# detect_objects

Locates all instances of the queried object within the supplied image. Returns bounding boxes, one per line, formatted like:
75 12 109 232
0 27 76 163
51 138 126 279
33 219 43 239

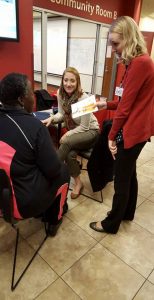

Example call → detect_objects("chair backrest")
56 183 69 220
0 141 22 220
0 169 15 223
34 89 58 111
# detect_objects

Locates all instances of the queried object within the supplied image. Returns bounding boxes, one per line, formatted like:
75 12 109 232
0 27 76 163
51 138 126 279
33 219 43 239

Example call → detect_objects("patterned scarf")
60 91 79 130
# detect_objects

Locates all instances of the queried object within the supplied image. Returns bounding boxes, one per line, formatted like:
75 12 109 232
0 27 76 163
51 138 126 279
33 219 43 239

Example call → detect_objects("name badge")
115 87 124 97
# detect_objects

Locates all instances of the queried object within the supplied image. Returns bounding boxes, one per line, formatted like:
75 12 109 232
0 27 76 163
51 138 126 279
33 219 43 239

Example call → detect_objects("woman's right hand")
108 140 117 160
42 116 54 127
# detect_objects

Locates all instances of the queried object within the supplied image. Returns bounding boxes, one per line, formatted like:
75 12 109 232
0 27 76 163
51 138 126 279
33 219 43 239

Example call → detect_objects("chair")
0 168 48 291
0 141 68 291
33 91 60 148
77 145 103 203
77 118 114 203
76 109 106 203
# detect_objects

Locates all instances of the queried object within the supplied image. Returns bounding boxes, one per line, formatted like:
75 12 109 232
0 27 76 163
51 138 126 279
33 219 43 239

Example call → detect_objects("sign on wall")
33 0 124 24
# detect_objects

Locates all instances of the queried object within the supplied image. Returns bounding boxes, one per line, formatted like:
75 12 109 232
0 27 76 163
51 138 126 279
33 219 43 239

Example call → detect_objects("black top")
0 108 64 217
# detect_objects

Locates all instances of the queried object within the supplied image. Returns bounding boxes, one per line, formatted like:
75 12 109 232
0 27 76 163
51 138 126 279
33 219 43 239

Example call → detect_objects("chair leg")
80 191 103 203
11 224 48 291
69 186 103 203
100 190 103 203
77 157 104 203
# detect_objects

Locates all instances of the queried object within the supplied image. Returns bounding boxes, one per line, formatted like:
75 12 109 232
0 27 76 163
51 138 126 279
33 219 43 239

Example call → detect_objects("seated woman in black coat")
0 73 70 236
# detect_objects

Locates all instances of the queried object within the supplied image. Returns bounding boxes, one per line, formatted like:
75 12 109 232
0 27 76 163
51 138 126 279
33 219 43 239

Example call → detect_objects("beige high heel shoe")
71 184 84 199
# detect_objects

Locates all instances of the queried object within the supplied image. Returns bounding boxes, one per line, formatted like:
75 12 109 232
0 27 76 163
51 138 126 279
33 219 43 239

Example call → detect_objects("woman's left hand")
108 140 117 160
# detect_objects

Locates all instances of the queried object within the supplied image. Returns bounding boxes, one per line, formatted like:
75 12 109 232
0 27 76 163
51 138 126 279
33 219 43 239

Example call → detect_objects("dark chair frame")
77 149 103 203
0 169 48 291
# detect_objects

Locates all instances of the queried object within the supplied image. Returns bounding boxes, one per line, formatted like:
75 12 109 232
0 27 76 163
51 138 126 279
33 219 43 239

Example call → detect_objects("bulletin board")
67 38 96 75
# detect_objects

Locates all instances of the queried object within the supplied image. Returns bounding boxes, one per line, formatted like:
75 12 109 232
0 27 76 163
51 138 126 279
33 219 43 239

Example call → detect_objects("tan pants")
57 129 99 177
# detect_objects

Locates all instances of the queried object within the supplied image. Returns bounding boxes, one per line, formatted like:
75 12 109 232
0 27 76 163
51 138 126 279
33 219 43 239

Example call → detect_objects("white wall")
139 0 154 60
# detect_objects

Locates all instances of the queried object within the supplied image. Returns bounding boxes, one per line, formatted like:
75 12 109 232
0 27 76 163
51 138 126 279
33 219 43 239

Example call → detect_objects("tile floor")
0 138 154 299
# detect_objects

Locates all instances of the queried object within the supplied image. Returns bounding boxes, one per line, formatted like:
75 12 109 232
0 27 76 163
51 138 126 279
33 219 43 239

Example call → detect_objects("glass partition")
33 8 114 97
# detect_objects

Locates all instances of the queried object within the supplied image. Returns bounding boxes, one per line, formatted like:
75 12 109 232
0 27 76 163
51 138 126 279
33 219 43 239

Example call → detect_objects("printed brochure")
71 95 98 118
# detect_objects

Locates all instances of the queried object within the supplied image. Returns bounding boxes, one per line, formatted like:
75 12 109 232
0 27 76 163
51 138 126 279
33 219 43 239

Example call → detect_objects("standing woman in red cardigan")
90 16 154 234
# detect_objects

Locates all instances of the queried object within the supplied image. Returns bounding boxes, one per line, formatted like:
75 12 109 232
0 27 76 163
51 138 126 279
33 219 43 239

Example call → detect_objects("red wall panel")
0 0 33 82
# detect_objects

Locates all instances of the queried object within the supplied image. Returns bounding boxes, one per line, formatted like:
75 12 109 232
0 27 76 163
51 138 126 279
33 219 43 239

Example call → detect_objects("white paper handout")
71 95 98 119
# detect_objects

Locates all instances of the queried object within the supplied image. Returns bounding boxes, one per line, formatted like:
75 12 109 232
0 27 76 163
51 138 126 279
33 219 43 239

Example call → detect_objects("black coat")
0 108 67 218
87 120 114 192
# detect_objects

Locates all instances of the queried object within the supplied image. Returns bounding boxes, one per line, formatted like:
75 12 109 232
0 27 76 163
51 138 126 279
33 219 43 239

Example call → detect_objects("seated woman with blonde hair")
43 67 99 199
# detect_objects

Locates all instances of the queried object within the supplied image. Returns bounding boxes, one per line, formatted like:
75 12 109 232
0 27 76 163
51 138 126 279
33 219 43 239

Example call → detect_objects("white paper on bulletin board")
67 38 96 75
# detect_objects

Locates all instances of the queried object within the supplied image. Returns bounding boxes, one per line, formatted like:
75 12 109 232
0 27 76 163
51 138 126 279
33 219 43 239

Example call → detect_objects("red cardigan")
108 54 154 148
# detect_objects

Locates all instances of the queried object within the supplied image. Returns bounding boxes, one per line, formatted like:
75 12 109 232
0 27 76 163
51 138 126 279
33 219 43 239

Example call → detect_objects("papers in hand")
71 95 98 119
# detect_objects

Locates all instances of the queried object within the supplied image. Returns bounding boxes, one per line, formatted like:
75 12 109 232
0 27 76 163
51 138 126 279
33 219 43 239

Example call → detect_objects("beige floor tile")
80 171 105 202
37 278 81 300
137 156 152 167
17 218 43 238
28 217 96 275
0 219 16 253
136 195 147 207
66 198 109 241
138 174 154 198
135 200 154 234
144 138 154 152
148 193 154 202
100 222 154 278
148 270 154 284
0 218 47 254
0 239 57 299
138 158 154 181
137 146 154 167
134 280 154 300
62 243 144 300
67 190 87 211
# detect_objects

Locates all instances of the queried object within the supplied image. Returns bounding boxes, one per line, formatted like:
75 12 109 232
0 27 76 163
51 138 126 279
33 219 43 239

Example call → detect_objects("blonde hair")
110 16 147 63
59 67 83 98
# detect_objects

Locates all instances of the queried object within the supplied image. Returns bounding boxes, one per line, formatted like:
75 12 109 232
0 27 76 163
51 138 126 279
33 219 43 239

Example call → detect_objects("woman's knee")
67 150 77 160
